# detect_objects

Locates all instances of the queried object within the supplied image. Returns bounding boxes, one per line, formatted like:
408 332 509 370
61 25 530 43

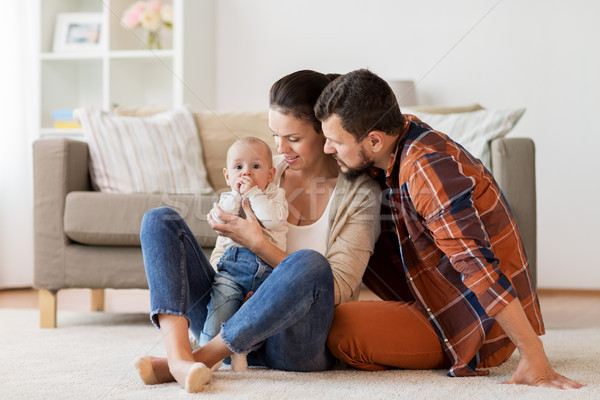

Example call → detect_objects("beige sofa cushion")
64 192 219 247
403 107 526 167
113 107 273 192
78 106 213 194
194 110 273 191
108 105 488 192
408 104 484 114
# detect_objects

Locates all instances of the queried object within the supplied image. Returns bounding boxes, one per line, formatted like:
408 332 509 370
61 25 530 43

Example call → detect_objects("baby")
201 137 288 372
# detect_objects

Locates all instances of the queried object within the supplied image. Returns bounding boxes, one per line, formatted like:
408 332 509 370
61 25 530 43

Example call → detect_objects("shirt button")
444 338 449 343
409 277 413 281
426 308 431 312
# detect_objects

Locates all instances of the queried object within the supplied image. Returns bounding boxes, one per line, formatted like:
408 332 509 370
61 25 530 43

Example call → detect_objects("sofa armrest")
33 138 91 290
489 137 537 285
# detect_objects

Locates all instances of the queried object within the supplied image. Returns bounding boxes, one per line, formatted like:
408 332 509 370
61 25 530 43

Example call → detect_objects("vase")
146 30 161 49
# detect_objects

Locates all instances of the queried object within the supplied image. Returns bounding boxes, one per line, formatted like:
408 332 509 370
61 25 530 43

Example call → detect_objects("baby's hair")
227 136 273 166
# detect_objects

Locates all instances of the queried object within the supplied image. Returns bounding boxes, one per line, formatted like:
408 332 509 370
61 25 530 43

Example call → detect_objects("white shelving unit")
37 0 215 138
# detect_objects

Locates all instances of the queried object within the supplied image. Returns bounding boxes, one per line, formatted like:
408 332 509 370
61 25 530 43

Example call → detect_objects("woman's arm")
326 176 382 305
208 199 289 267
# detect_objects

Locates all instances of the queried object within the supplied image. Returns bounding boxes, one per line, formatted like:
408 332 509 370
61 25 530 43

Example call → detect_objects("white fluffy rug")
1 308 599 399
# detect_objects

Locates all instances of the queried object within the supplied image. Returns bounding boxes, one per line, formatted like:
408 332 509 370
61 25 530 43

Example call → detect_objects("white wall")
0 2 36 288
215 0 600 289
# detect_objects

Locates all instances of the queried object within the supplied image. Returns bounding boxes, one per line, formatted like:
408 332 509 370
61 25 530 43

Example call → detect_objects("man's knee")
327 303 388 371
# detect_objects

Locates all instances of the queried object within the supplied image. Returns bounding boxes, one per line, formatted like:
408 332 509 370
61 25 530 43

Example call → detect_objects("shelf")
40 50 174 61
40 52 104 60
40 128 84 137
108 49 175 59
37 0 215 139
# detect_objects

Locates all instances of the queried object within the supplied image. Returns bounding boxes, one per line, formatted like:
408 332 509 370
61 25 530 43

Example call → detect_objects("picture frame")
53 13 104 52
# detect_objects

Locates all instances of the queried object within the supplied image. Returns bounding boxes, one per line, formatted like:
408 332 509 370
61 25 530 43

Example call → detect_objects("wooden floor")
1 287 600 329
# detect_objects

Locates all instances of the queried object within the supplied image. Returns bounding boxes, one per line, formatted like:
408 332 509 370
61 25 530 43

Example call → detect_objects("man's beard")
337 148 374 182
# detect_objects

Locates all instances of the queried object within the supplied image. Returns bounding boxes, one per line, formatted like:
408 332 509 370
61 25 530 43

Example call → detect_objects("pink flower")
147 0 163 14
121 1 146 29
121 1 173 31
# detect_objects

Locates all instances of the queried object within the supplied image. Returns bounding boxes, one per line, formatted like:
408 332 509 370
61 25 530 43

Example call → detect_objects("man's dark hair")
314 69 405 141
270 70 341 134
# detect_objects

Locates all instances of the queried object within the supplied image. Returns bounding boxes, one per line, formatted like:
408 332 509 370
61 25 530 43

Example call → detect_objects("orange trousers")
327 301 450 371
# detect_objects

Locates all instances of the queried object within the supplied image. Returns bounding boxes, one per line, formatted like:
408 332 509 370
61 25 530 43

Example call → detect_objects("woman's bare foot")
185 363 212 393
152 315 229 392
168 359 211 393
193 333 234 367
135 356 158 385
135 356 175 385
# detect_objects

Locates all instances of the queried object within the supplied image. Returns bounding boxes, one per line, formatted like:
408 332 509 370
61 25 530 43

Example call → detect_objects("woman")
135 70 381 392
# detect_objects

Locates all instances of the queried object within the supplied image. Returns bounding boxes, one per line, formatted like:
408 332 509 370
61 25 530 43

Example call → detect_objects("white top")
285 187 336 257
210 182 288 252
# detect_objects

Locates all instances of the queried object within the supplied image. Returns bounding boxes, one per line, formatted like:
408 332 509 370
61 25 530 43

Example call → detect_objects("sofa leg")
39 289 57 328
90 289 105 312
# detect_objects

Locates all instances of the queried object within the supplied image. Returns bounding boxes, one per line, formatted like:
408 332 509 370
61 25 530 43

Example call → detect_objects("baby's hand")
237 177 256 195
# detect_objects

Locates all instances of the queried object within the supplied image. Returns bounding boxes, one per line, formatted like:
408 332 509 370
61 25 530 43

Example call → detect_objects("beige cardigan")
210 155 381 305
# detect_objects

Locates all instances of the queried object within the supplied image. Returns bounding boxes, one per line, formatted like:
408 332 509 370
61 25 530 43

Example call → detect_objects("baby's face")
224 142 275 193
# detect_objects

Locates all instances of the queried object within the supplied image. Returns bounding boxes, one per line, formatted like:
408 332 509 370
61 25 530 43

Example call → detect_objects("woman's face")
268 108 327 171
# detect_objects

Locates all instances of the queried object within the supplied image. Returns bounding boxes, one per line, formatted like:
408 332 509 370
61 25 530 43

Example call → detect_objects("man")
315 69 582 389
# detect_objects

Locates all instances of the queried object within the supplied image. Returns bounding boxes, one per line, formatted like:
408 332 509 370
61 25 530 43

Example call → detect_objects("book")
51 109 75 121
54 121 82 129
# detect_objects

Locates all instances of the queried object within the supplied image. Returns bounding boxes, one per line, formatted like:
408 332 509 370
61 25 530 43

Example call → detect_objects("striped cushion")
77 106 213 194
403 108 526 168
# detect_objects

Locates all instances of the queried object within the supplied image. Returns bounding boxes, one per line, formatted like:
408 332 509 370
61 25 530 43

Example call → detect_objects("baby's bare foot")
231 354 248 372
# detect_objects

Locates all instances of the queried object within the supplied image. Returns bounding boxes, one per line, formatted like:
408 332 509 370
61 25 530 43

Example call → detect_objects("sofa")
33 105 536 328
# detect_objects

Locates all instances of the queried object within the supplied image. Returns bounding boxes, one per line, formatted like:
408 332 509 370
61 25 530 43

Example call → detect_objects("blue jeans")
140 207 336 371
200 247 273 346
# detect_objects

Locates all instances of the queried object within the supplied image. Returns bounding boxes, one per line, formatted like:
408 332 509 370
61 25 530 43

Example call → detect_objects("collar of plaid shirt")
374 114 544 377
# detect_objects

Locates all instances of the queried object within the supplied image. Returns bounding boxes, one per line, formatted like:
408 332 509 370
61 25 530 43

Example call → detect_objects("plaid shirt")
364 115 544 377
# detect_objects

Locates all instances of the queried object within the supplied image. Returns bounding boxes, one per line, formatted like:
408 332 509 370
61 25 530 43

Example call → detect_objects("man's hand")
495 300 584 389
503 342 583 388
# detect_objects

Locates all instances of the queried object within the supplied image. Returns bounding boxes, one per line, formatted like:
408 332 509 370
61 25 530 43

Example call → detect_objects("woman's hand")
207 198 266 252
